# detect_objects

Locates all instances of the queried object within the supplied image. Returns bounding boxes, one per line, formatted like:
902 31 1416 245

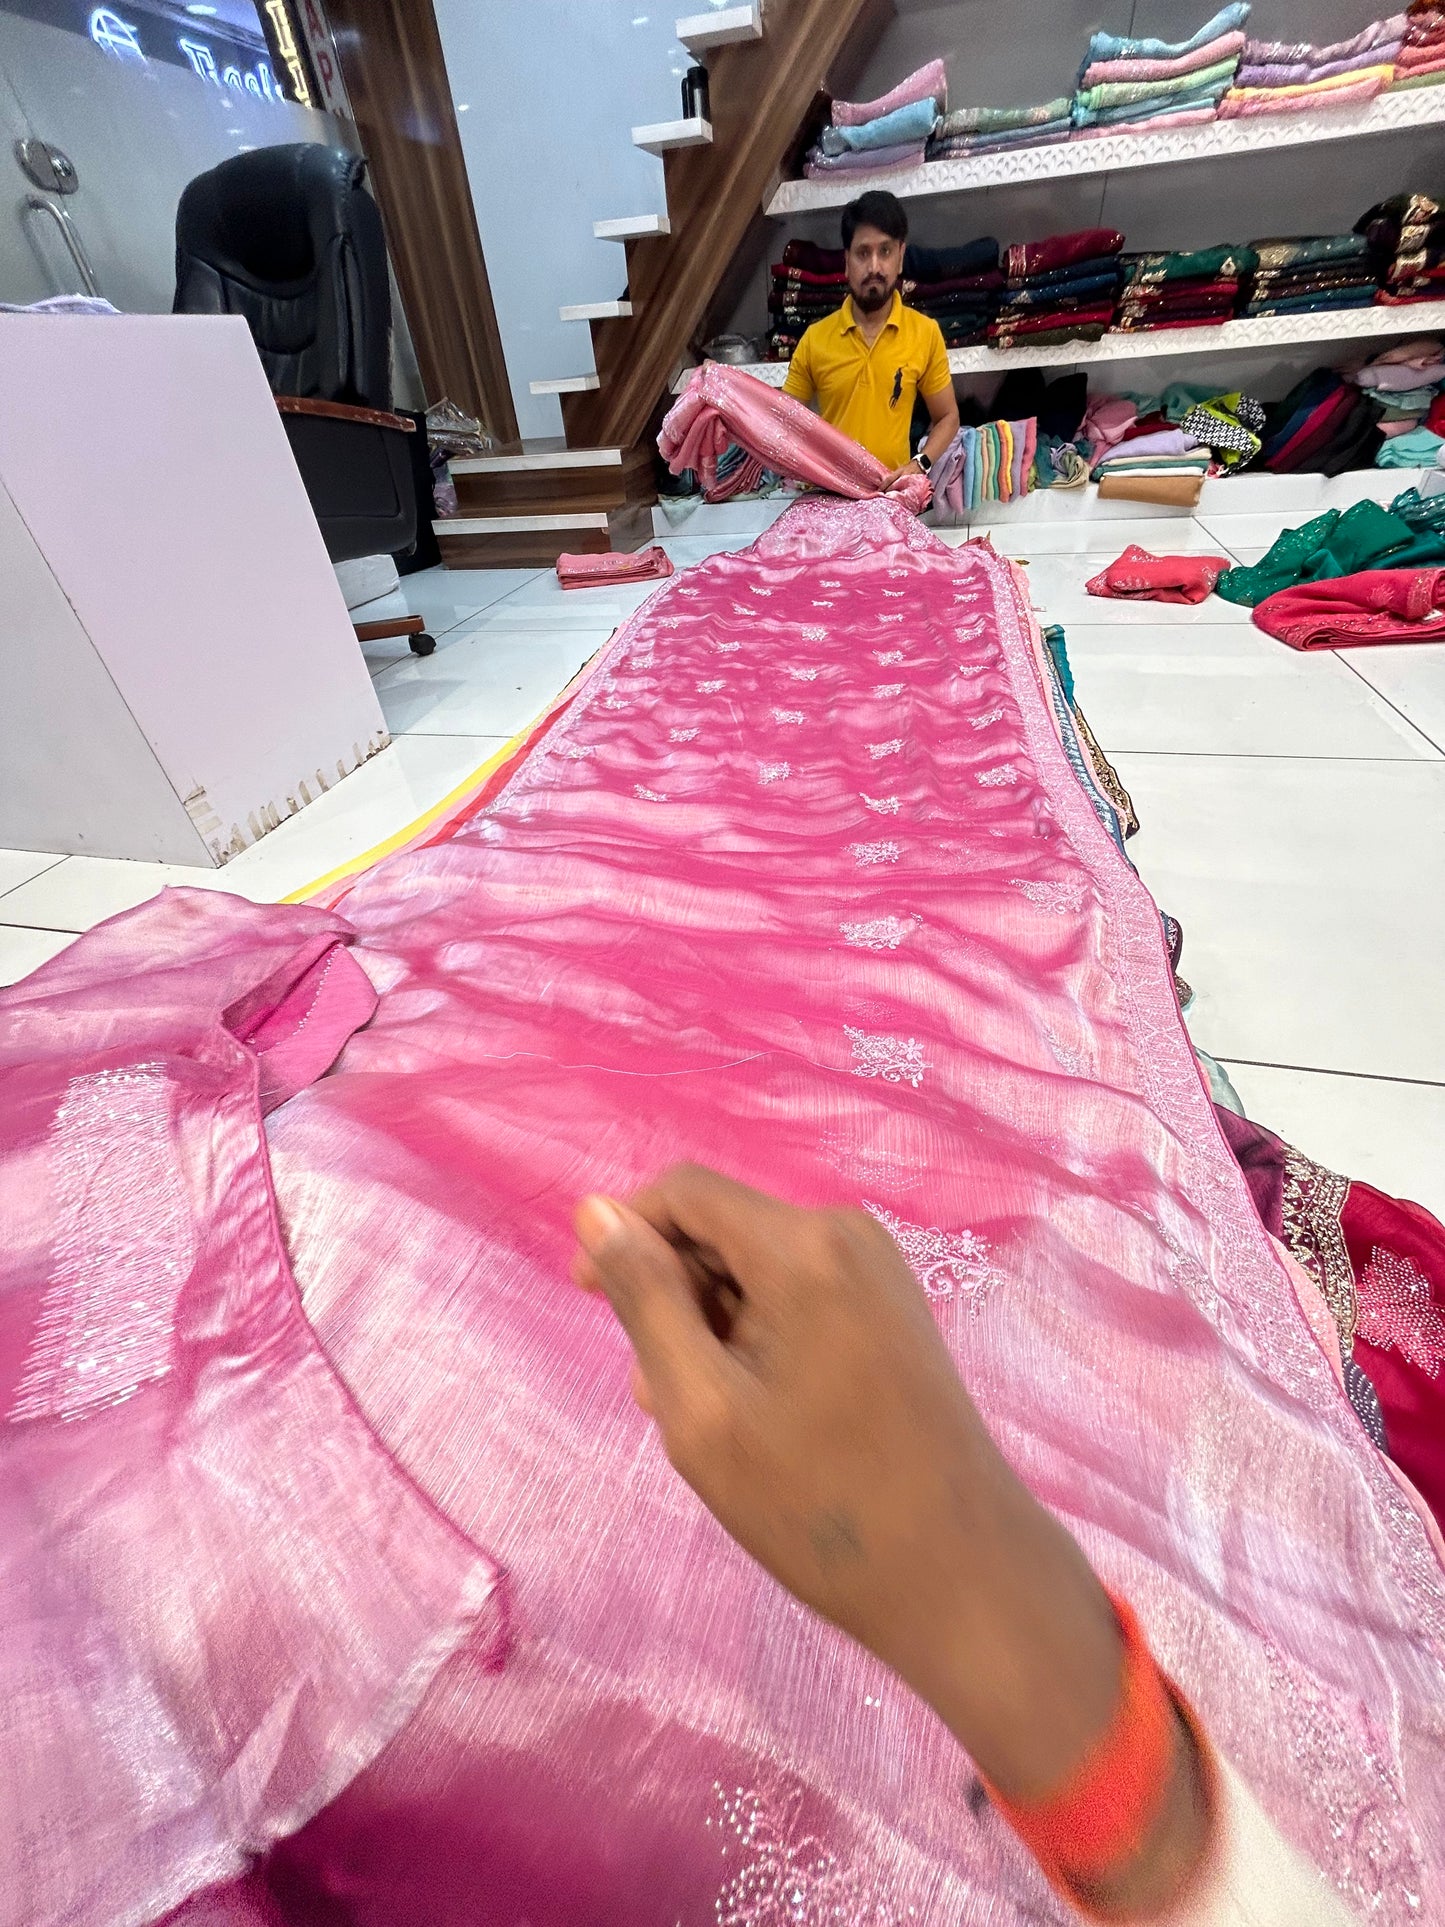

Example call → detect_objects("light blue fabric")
819 95 939 154
1376 427 1445 468
962 426 981 512
1083 2 1249 69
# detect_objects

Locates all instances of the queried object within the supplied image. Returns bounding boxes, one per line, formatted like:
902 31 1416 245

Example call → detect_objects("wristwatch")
914 448 933 476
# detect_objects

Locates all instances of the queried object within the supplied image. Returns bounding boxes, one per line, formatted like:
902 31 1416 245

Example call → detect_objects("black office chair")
174 143 434 655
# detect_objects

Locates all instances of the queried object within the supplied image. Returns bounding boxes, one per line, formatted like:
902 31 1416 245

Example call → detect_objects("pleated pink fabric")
5 500 1444 1924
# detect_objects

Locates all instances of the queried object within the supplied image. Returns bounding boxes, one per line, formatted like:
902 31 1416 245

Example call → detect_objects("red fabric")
1262 383 1355 471
989 304 1116 340
1004 228 1124 281
1086 545 1233 603
1428 391 1445 433
1343 1180 1445 1537
1253 567 1445 648
986 1594 1193 1907
556 547 674 589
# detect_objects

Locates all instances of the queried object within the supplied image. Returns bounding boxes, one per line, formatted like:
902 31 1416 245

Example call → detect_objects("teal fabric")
1215 499 1445 605
1376 428 1445 467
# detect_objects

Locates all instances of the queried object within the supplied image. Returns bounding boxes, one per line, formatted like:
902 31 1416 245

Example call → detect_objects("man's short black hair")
841 190 909 251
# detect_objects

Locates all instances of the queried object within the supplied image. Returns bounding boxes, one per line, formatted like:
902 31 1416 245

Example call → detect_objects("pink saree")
4 498 1444 1926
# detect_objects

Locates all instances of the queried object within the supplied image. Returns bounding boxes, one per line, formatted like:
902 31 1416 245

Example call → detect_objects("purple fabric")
1096 427 1202 463
1237 44 1401 85
805 139 928 174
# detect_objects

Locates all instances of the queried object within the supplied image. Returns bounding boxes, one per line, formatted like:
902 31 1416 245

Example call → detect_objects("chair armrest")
275 395 416 433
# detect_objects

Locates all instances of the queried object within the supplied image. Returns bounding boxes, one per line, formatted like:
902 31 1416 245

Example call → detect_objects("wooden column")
325 0 519 444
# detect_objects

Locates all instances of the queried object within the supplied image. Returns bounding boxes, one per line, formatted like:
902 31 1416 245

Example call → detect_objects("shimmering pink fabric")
0 896 505 1927
831 57 947 126
556 546 673 588
661 362 933 512
5 500 1445 1924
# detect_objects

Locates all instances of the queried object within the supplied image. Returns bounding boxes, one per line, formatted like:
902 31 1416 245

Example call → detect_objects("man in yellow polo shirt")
783 190 959 495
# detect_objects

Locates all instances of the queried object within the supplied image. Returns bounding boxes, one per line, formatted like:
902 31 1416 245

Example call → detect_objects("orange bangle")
983 1593 1193 1900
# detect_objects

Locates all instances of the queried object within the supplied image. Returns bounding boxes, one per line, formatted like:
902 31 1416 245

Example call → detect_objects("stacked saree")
4 372 1445 1923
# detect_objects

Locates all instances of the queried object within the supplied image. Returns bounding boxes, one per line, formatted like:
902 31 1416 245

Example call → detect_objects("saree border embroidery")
1281 1147 1357 1346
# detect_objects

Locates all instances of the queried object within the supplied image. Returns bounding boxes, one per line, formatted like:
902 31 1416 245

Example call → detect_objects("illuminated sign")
89 6 145 58
176 34 279 97
263 0 312 108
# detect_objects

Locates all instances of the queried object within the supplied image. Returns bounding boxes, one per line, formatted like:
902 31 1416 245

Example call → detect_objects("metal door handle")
23 193 100 297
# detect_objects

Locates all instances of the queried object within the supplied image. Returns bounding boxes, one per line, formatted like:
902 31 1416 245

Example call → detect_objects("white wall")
433 0 710 442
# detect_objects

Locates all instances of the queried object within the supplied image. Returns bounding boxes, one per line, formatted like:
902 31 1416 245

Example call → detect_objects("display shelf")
766 86 1445 216
706 301 1445 386
632 116 712 156
676 4 761 53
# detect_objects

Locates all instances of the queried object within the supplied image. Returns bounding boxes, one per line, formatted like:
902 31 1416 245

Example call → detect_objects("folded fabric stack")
986 369 1090 487
702 443 782 503
1113 243 1258 332
991 227 1124 350
1237 233 1380 317
1091 428 1212 506
1254 368 1385 473
806 60 944 180
1357 193 1445 303
929 416 1038 517
555 547 673 590
1071 1 1248 137
1354 337 1445 464
902 238 1000 346
1085 546 1234 603
928 95 1073 160
766 240 845 360
1214 493 1445 603
1220 14 1402 116
1388 0 1445 86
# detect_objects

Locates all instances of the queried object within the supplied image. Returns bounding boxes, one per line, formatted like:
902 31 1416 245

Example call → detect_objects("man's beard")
851 276 894 314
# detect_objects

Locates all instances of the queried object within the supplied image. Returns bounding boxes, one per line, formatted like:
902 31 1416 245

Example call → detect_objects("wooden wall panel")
325 0 519 445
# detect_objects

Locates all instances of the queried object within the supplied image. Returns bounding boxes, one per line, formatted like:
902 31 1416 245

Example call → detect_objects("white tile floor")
3 512 1442 1219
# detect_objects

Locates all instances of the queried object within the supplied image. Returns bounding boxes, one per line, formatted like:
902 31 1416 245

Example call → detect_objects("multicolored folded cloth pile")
927 95 1072 160
1253 369 1386 473
928 416 1039 516
901 238 1001 346
1353 337 1445 456
1237 233 1380 316
766 240 845 359
806 60 944 179
1357 193 1445 303
1389 0 1445 86
1179 391 1268 466
1113 243 1258 331
1221 13 1402 114
990 226 1124 349
1072 1 1248 135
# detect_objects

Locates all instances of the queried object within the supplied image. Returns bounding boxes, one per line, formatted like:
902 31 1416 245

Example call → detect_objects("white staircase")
631 116 712 155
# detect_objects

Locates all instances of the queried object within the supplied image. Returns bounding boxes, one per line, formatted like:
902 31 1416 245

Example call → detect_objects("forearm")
920 407 959 466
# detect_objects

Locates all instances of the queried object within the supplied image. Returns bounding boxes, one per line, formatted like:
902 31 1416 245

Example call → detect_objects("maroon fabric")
772 265 848 289
1004 229 1125 282
781 239 845 274
1253 568 1445 649
1086 545 1233 604
1263 385 1356 472
1343 1181 1445 1538
989 303 1116 340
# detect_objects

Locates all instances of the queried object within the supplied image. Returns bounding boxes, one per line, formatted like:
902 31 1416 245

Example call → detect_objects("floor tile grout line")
0 853 69 905
1111 749 1443 763
1334 653 1445 758
1219 1056 1445 1092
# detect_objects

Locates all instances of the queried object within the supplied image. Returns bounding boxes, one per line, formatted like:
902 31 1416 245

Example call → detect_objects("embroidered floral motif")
800 626 828 642
1281 1149 1355 1345
758 761 791 785
628 646 654 670
810 599 835 608
1010 877 1087 914
970 707 1005 729
849 840 901 866
840 915 918 950
976 764 1020 788
878 612 904 623
708 1780 898 1927
633 785 668 803
771 708 805 725
786 664 820 680
860 794 900 814
670 727 698 742
867 739 903 760
748 583 772 597
872 683 905 698
1357 1247 1445 1375
846 1027 926 1088
956 616 986 640
874 649 904 666
1042 1023 1089 1078
882 588 905 598
956 663 987 678
553 740 596 760
714 639 741 653
697 679 725 694
602 694 628 710
863 1202 999 1301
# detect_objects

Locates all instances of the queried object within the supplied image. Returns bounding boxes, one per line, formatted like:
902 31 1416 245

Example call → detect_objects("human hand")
571 1166 1122 1798
573 1167 1213 1915
881 459 922 491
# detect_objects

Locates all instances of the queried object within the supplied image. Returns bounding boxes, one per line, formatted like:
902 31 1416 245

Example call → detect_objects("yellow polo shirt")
782 291 952 471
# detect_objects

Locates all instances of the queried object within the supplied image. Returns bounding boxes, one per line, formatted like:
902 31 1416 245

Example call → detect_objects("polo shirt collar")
842 289 903 334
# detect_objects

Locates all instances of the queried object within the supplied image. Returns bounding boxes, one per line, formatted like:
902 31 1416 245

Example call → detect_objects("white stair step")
529 374 601 395
451 443 623 476
559 300 633 321
676 4 761 52
594 213 671 240
434 511 610 536
632 116 712 155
